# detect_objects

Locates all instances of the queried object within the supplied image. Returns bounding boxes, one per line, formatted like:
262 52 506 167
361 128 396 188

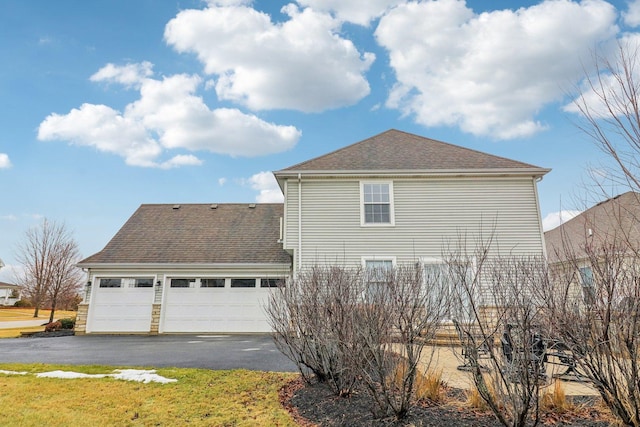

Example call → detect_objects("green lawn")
0 363 298 426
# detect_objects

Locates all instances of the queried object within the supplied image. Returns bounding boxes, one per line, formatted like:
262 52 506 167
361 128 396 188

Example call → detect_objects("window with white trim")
231 278 257 288
170 278 196 288
364 258 394 301
99 278 122 288
361 182 394 225
99 277 154 288
201 278 225 288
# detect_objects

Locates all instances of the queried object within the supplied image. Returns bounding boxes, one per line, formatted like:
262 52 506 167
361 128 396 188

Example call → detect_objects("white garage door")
162 278 272 333
88 279 154 333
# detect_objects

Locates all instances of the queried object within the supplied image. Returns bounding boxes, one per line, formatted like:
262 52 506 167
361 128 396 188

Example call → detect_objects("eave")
273 168 551 190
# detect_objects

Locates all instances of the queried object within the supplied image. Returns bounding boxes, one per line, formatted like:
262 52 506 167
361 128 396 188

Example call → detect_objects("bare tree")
446 235 550 427
570 40 640 195
15 219 83 319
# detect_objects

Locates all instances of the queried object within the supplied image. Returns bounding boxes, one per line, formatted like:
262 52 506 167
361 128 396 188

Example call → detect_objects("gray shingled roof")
78 204 291 265
276 129 548 174
545 192 640 263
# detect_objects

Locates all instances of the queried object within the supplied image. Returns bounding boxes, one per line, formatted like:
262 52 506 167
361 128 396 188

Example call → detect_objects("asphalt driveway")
0 334 297 372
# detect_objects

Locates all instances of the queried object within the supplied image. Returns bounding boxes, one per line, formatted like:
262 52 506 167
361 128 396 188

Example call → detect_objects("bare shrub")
446 236 550 427
542 239 640 427
266 266 364 396
354 264 450 419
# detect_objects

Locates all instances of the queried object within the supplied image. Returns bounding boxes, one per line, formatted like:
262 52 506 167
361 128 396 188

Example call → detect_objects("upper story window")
361 181 394 226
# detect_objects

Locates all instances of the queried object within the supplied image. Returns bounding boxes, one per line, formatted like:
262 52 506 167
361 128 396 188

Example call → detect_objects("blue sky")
0 0 637 281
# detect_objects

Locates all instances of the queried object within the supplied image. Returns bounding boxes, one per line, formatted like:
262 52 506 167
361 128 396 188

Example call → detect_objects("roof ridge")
275 129 545 173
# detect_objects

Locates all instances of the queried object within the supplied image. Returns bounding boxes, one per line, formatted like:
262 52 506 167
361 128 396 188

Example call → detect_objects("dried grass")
0 363 297 427
414 369 445 403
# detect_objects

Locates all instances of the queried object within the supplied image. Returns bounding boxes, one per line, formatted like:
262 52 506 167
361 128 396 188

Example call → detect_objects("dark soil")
281 377 611 427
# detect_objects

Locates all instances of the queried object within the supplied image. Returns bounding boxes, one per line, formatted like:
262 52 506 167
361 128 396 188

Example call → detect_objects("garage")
161 277 275 333
86 278 154 333
75 203 292 335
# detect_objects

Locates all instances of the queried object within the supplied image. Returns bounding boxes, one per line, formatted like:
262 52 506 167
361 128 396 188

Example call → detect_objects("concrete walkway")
0 319 48 329
420 345 597 396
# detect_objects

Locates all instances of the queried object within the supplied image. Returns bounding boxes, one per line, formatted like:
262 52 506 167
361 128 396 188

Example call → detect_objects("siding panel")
283 177 544 269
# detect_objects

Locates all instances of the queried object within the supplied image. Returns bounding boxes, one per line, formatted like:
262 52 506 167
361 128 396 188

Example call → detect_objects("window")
361 182 394 225
134 278 154 288
579 266 595 304
231 278 256 288
201 278 225 288
171 278 195 288
99 278 122 288
422 257 470 321
364 259 394 300
260 278 284 288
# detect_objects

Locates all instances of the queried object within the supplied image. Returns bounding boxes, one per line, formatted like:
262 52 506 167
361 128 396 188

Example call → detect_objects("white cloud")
542 210 582 231
164 3 374 112
90 61 154 88
38 64 301 167
296 0 403 26
0 153 11 169
565 33 640 118
218 177 227 186
247 171 283 203
624 0 640 27
0 214 18 221
375 0 619 139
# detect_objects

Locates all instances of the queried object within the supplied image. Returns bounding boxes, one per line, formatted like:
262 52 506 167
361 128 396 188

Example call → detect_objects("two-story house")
75 129 549 334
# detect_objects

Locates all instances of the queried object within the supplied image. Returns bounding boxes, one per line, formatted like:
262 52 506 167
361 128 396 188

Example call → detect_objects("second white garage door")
161 278 272 333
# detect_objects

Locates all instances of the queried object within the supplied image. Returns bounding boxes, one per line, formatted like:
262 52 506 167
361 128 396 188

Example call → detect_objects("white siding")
283 176 545 269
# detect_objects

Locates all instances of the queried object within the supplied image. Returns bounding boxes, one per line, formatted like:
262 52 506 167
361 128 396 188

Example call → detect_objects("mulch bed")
280 377 611 427
23 330 75 338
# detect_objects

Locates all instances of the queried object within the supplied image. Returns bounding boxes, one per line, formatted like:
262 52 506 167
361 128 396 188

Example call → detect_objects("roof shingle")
276 129 547 173
78 204 291 265
545 191 640 263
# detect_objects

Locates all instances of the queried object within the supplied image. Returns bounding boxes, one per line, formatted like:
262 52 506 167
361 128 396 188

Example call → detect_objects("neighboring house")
0 281 20 306
76 129 549 334
544 191 640 304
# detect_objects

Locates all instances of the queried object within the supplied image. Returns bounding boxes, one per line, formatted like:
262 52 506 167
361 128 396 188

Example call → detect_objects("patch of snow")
196 335 230 338
34 369 177 384
37 371 107 379
242 348 261 352
111 369 177 384
0 370 27 375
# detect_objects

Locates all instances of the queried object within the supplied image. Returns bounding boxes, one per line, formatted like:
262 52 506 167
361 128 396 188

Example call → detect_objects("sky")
0 0 638 281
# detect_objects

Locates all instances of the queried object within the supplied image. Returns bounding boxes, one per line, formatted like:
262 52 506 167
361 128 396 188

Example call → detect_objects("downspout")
298 173 302 273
